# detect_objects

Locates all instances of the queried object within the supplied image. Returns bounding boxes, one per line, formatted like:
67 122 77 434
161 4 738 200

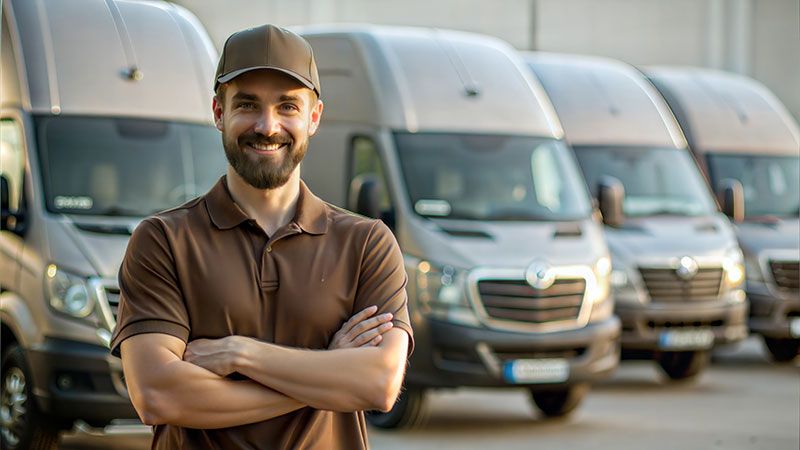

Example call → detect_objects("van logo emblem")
676 256 699 280
525 261 555 290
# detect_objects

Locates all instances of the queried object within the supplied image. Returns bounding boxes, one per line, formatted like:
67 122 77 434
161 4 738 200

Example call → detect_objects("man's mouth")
245 142 289 154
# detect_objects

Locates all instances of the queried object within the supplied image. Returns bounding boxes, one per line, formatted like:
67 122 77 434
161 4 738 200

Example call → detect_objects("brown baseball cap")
214 24 321 97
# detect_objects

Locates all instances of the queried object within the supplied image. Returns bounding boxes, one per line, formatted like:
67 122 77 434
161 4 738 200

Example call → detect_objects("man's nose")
254 109 281 135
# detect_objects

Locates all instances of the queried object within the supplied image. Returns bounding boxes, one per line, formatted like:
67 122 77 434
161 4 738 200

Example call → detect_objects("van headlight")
416 261 478 326
587 256 611 304
743 255 763 283
723 248 745 289
608 259 645 305
45 264 96 320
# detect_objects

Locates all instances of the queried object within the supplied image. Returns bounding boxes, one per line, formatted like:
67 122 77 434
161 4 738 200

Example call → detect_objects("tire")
530 383 589 418
763 337 800 362
657 350 708 381
1 345 61 450
365 387 427 429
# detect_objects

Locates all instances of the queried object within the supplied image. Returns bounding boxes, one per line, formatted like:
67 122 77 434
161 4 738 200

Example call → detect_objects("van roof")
523 52 686 149
645 67 800 156
3 0 216 123
297 24 563 137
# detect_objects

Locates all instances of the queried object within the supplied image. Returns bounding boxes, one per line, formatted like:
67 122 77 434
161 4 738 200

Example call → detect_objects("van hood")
406 217 607 269
52 216 138 279
736 218 800 257
605 214 738 265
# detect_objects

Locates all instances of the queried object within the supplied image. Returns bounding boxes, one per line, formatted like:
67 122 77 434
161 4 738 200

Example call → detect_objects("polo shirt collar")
205 176 328 235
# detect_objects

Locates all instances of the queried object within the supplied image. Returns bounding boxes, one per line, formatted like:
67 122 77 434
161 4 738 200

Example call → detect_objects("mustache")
239 133 292 147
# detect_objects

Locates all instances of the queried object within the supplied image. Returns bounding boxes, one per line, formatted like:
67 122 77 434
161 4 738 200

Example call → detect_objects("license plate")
790 319 800 338
503 359 569 384
659 328 715 350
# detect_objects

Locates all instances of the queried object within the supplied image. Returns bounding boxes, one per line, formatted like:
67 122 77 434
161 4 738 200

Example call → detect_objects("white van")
297 25 621 427
647 67 800 362
0 0 222 447
524 53 748 381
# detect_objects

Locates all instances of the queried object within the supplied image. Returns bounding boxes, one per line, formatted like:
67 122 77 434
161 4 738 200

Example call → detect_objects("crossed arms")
121 306 409 429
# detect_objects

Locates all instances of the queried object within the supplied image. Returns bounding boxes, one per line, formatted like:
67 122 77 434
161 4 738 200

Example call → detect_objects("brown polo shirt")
110 176 413 450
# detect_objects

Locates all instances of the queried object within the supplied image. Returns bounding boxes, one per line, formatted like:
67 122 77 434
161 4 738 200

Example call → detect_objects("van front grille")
769 260 799 292
104 287 121 321
639 267 723 302
476 279 586 325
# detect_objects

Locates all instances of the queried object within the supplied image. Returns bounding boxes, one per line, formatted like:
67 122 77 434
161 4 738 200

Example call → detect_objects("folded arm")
230 328 410 412
120 333 304 428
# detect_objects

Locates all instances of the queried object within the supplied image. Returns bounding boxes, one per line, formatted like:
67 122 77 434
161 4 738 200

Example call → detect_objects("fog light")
57 374 73 390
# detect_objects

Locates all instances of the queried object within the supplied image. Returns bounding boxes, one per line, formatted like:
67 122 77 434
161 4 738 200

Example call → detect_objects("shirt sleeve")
352 220 414 355
109 218 190 357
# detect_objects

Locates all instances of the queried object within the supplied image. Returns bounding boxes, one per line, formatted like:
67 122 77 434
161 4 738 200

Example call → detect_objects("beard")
223 130 307 189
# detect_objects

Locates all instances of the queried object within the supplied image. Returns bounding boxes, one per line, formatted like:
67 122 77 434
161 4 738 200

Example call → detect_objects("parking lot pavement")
60 337 799 450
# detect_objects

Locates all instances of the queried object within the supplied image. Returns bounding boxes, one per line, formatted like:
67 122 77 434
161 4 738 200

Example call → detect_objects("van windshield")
706 153 800 218
35 116 226 217
394 133 592 221
572 145 716 217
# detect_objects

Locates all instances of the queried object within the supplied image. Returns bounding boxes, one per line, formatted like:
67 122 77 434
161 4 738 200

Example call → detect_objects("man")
110 24 413 449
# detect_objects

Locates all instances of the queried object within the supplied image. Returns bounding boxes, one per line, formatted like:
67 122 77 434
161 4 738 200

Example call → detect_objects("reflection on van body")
0 0 220 447
647 67 800 362
299 26 621 427
525 52 748 381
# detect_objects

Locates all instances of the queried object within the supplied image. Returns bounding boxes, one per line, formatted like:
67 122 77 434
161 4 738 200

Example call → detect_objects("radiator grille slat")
477 279 586 325
639 267 723 303
770 260 799 291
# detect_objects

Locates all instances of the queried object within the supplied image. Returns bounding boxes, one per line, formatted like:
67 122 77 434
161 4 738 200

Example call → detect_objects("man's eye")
238 103 257 110
280 103 299 112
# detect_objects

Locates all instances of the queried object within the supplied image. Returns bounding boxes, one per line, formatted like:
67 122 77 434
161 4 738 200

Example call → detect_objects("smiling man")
110 25 413 449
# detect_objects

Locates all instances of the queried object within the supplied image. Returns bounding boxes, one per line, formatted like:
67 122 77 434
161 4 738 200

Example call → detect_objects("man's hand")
329 306 394 350
183 335 243 377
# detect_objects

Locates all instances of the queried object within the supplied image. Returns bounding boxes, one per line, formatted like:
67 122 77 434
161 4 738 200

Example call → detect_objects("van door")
0 117 27 293
347 135 396 228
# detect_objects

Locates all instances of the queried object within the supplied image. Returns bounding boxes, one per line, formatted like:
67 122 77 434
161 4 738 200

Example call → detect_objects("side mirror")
348 174 383 220
598 176 625 227
1 175 26 235
1 176 9 230
717 178 744 223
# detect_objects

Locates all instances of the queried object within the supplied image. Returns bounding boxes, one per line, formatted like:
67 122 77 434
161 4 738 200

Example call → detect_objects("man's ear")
307 99 324 137
212 96 224 131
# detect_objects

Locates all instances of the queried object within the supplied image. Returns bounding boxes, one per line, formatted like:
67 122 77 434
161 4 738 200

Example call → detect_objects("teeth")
252 143 283 151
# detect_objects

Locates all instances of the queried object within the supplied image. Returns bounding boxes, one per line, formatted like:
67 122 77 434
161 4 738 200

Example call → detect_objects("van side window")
348 136 393 221
1 119 26 212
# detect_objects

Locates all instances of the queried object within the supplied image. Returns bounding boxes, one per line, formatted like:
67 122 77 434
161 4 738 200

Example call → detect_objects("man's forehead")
226 70 313 101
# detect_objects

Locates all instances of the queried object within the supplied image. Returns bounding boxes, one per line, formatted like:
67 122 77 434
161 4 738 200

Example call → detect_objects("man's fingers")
360 334 383 348
341 305 378 334
351 321 393 347
348 313 393 337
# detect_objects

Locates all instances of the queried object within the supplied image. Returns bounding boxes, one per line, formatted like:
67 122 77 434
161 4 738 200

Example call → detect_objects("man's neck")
226 166 300 237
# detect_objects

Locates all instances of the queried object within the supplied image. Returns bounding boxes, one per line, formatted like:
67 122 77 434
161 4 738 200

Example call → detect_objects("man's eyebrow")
231 92 258 102
279 94 303 104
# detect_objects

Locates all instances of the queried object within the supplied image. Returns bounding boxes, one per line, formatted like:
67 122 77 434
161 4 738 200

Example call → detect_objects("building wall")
173 0 800 121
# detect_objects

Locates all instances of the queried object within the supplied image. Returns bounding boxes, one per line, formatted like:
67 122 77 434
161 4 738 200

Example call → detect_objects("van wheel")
529 383 589 418
1 345 61 450
657 350 708 380
365 387 427 429
763 338 800 362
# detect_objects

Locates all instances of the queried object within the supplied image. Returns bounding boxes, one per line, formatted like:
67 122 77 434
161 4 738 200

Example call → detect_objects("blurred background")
173 0 800 121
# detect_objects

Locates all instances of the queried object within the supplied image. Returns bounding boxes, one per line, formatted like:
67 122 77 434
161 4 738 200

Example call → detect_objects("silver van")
297 25 620 427
646 67 800 362
524 53 748 381
0 0 222 447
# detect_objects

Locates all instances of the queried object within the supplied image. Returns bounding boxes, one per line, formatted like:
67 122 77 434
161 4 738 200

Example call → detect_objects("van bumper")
26 337 138 426
616 293 749 353
747 283 800 339
406 315 620 388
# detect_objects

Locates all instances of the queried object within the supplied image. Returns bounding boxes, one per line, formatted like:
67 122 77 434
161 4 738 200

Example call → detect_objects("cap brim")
216 66 316 93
